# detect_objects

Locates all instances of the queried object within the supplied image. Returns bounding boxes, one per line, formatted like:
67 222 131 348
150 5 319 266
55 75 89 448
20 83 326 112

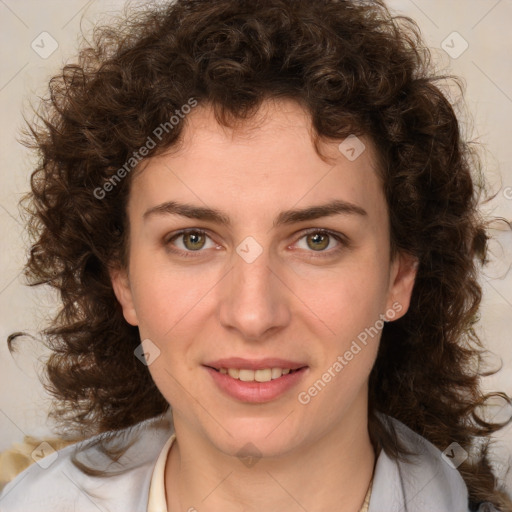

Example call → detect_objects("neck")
165 400 375 512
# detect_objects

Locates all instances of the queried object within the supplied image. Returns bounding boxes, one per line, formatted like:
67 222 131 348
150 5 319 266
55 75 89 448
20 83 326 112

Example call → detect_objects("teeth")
255 369 272 382
227 368 239 379
271 368 283 379
239 369 255 382
219 367 295 382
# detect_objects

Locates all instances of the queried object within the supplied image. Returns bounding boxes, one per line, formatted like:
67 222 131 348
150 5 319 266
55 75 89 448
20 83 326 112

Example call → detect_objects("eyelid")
164 228 218 255
291 228 349 256
164 227 349 258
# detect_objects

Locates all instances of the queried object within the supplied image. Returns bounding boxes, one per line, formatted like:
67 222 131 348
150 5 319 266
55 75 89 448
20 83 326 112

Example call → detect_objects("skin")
111 98 418 512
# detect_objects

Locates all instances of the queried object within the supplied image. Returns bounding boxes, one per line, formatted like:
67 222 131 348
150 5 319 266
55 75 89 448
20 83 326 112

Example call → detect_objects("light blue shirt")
0 413 496 511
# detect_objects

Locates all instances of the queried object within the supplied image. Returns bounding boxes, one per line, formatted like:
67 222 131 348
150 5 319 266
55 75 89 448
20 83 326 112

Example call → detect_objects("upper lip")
204 357 308 371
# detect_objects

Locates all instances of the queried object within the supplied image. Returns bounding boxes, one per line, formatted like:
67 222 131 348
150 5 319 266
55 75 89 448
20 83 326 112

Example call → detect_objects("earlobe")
110 267 139 326
385 252 419 321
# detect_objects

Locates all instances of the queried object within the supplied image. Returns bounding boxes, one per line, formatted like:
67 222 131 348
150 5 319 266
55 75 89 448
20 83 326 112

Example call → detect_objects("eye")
294 229 347 256
164 227 349 259
165 229 217 257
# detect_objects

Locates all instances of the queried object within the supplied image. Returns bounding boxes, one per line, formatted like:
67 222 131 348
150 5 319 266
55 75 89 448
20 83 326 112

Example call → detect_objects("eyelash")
164 228 349 259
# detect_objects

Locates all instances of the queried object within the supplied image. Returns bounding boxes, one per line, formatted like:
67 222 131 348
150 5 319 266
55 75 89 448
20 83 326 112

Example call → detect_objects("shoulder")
369 414 471 512
0 414 174 512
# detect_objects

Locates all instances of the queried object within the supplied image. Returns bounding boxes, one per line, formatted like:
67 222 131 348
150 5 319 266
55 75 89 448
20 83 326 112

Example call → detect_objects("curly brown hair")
9 0 512 509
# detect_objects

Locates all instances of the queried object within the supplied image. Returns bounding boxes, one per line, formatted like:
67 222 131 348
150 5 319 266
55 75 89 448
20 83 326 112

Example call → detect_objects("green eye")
181 231 207 251
164 227 348 260
165 229 214 257
296 229 346 255
305 232 330 251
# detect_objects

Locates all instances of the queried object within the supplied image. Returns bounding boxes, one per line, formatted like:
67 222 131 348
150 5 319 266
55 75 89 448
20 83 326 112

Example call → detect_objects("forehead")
129 99 386 226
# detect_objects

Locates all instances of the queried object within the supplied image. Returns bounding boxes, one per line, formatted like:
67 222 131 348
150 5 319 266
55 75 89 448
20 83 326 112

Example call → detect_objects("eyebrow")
143 199 367 227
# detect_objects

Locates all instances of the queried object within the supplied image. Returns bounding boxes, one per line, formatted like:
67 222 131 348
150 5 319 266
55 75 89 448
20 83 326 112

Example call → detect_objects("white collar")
368 414 469 511
147 433 176 512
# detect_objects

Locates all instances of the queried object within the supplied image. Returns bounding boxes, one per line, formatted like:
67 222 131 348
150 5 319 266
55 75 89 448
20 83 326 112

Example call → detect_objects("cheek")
128 260 218 399
294 264 386 419
292 256 389 337
130 266 203 404
130 257 213 338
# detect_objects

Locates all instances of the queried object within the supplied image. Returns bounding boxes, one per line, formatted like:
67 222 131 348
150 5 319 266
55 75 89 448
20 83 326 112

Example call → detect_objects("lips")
202 357 309 402
203 357 307 371
204 364 309 402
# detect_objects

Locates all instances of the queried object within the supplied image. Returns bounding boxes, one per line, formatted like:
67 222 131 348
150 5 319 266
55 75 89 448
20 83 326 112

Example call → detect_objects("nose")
218 247 291 341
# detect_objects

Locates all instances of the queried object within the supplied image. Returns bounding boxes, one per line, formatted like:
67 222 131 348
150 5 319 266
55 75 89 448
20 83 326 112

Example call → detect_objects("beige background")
0 0 511 492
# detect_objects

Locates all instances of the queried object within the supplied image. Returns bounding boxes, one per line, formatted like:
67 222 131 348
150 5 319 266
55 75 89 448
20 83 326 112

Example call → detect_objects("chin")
203 417 303 458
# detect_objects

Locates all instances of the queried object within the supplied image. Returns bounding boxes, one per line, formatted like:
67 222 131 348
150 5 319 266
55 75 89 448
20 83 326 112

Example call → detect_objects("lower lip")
204 366 308 403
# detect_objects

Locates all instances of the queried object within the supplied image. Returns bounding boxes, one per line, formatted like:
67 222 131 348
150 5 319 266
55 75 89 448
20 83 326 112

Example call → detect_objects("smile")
214 367 300 382
204 365 308 403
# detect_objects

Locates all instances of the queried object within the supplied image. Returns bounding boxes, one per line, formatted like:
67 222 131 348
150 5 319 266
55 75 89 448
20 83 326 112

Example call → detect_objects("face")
111 99 417 457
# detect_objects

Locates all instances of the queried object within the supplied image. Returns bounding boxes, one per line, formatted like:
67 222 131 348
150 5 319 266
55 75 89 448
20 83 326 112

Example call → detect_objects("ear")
110 267 139 326
385 251 419 321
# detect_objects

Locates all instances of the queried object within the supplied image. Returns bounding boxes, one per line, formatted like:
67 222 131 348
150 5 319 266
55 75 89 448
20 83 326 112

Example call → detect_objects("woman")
1 0 511 511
